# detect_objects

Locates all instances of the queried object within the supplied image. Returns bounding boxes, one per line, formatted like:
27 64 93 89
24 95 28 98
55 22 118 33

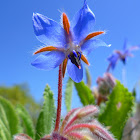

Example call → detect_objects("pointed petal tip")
67 60 83 83
31 61 35 66
32 12 39 17
31 60 40 67
74 79 82 83
100 31 105 33
74 74 83 83
62 12 66 16
32 12 35 16
32 12 40 21
32 51 36 55
32 13 36 20
108 44 111 47
33 12 36 15
102 30 108 34
84 0 87 5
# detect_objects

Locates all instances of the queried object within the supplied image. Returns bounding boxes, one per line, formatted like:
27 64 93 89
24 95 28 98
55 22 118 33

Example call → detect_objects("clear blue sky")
0 0 140 114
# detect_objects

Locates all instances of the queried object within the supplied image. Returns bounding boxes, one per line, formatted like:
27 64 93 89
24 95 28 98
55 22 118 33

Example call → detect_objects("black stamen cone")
69 52 81 69
122 58 126 64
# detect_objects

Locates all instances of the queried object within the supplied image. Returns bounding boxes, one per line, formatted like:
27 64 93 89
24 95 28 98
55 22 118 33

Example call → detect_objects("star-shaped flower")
32 0 108 83
107 40 139 71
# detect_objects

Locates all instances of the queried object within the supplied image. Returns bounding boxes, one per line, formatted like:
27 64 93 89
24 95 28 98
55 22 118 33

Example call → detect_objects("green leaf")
74 81 95 106
0 119 11 140
65 78 73 112
0 104 11 140
16 104 35 139
0 104 10 131
0 97 19 137
35 85 55 140
85 67 92 88
99 81 134 140
0 122 7 140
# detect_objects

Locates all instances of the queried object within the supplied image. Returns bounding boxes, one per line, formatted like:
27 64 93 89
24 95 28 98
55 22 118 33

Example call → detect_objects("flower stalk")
54 64 63 132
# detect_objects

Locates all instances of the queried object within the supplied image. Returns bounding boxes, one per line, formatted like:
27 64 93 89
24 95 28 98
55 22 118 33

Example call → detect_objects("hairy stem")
54 64 63 132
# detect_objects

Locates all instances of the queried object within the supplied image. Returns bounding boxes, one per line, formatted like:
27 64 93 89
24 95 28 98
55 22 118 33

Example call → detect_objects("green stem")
122 65 127 86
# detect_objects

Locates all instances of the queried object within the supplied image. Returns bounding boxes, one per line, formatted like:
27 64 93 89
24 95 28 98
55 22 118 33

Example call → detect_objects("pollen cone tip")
78 66 81 69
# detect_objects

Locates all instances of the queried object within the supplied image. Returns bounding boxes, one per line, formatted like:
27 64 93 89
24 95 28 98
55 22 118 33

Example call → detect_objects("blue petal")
71 2 95 43
81 39 110 56
123 39 139 55
84 0 87 4
31 51 65 70
67 59 83 83
129 46 140 51
123 49 131 57
125 46 140 55
32 13 66 47
123 39 128 51
107 53 120 69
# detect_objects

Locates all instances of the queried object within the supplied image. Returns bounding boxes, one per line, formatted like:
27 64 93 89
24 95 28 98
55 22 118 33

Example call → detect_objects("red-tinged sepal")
62 58 68 78
84 31 105 41
34 46 58 55
81 54 90 65
62 13 70 35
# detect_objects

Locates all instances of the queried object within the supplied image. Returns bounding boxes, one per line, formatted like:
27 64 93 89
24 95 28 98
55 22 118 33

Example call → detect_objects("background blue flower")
107 40 139 71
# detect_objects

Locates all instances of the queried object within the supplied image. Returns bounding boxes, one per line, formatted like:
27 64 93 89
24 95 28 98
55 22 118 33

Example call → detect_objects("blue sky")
0 0 140 114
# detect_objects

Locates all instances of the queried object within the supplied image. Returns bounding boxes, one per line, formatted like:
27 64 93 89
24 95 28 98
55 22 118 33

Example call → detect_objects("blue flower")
31 0 108 83
107 40 139 71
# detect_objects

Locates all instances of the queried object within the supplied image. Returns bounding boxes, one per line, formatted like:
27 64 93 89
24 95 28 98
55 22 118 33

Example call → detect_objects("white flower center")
65 42 81 57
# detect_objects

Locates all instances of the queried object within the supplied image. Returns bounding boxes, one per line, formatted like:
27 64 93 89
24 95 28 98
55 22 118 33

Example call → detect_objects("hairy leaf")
0 104 9 131
74 81 95 106
65 78 73 112
0 122 7 140
35 85 55 140
0 105 11 140
99 81 134 140
0 119 11 140
16 104 35 139
0 97 19 137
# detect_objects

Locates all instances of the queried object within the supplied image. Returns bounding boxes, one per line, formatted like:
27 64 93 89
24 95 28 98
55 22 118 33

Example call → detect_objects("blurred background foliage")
0 78 140 139
0 69 140 140
0 84 40 125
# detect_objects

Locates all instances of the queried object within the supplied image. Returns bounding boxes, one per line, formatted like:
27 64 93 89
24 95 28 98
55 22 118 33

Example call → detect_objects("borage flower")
93 73 116 105
96 73 116 96
32 0 109 83
107 40 139 72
